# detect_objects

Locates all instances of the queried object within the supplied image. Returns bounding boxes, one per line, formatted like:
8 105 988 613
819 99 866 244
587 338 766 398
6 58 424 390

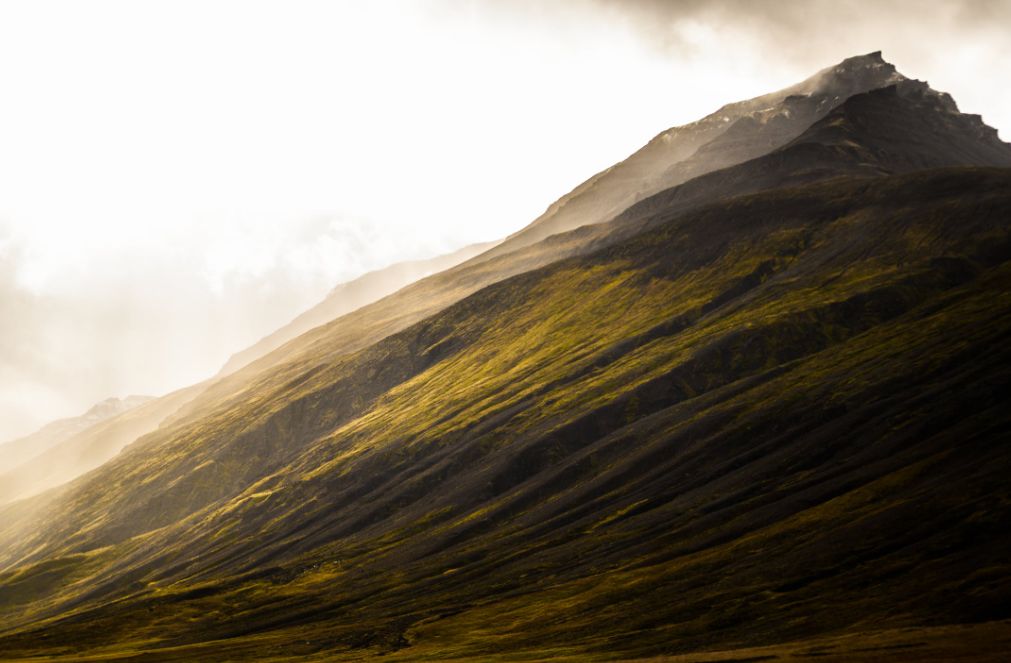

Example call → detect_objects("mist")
0 213 463 441
1 0 1008 441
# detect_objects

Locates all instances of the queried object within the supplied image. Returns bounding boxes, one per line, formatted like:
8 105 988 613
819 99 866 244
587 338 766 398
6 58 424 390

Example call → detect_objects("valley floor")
3 620 1010 661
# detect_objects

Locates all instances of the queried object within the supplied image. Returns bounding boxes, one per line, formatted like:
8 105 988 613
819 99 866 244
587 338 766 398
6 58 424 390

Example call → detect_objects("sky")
1 0 1009 441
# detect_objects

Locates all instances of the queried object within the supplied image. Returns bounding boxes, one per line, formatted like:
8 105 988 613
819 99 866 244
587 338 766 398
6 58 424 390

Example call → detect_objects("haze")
1 0 1008 441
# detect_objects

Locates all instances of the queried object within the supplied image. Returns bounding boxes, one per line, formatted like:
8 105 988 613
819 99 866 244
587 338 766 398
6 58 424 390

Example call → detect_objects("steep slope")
219 240 497 376
479 51 906 259
1 168 1010 661
0 395 151 475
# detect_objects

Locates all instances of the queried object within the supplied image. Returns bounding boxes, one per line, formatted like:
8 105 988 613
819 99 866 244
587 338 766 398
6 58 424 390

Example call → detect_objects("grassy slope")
1 168 1010 660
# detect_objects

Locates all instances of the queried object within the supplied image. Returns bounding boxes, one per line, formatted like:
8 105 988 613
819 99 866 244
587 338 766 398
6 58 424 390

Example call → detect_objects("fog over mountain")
0 214 465 441
1 0 1008 440
1 44 1009 659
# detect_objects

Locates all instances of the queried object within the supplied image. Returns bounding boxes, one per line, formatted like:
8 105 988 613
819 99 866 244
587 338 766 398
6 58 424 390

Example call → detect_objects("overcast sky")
1 0 1008 441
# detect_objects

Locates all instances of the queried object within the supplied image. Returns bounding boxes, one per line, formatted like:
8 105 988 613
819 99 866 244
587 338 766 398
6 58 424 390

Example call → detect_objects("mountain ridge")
181 62 1010 433
478 51 909 260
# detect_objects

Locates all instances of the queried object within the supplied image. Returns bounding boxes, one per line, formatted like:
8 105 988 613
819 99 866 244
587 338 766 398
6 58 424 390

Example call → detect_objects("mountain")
1 54 1010 661
218 240 498 376
0 395 151 475
126 55 970 437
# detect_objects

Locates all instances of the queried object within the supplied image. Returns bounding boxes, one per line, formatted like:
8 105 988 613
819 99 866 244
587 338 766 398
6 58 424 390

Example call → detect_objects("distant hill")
0 384 205 505
0 395 151 475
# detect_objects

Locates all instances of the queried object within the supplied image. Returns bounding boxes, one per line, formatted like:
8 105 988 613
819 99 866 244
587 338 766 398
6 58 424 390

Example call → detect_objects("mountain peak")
803 50 903 99
846 49 884 63
489 51 914 258
83 395 153 420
